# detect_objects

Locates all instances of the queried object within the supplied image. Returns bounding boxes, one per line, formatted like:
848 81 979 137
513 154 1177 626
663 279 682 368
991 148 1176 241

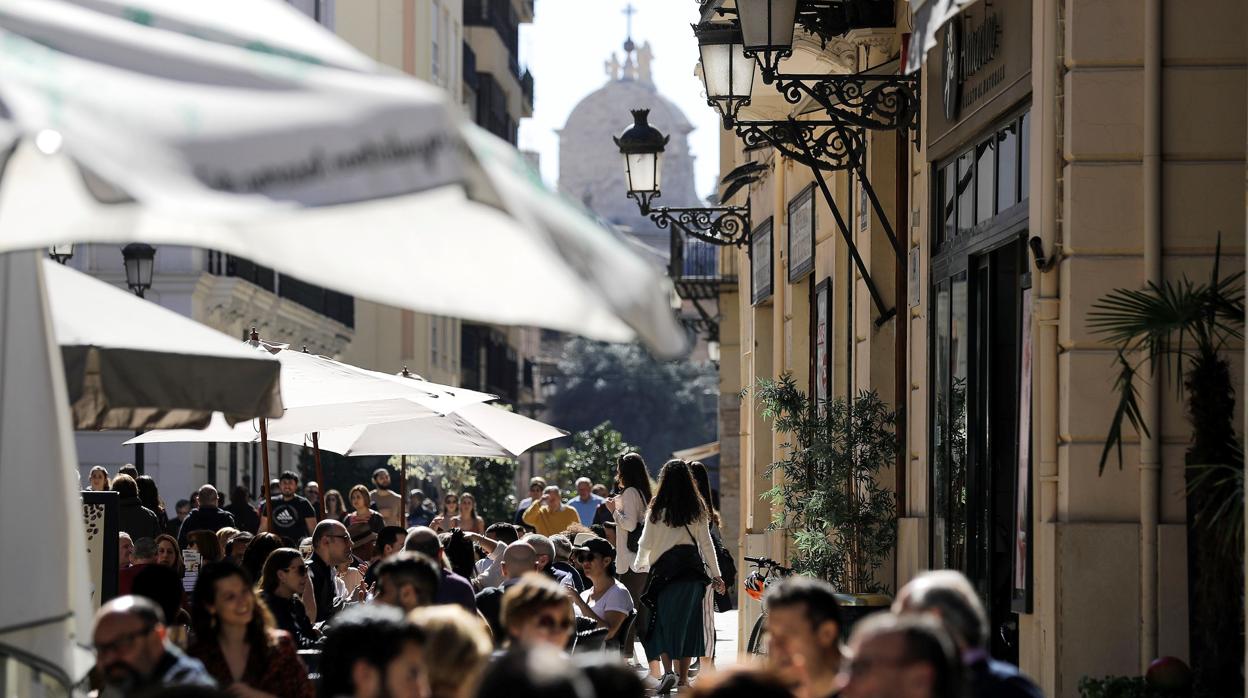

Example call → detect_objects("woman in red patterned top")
189 560 313 698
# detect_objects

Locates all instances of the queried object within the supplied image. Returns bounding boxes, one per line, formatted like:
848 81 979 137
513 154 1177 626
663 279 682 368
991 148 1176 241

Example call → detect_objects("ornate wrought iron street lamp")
615 109 751 248
47 242 74 265
736 0 799 81
121 242 157 475
688 12 919 323
121 243 156 299
695 23 756 128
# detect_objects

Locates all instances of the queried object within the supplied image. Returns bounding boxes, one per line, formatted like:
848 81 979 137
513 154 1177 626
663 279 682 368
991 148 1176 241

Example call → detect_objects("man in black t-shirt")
259 471 317 545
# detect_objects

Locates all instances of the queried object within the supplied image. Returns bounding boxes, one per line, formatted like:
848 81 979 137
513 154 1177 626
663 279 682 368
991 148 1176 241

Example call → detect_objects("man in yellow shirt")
522 485 580 536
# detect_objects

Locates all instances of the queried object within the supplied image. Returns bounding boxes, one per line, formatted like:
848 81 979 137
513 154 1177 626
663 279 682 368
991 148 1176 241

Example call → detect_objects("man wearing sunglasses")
93 595 217 696
309 519 360 624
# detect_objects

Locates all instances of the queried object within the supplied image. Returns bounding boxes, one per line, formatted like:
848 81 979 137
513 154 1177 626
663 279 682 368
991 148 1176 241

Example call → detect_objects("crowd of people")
86 454 1044 698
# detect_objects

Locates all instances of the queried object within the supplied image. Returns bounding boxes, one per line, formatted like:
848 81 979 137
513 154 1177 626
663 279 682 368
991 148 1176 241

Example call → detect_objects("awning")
674 441 720 462
905 0 980 73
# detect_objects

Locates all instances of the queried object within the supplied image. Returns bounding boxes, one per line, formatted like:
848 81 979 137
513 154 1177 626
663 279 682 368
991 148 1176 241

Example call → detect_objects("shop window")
956 152 974 235
939 165 955 248
996 121 1019 213
976 137 995 225
1019 112 1031 200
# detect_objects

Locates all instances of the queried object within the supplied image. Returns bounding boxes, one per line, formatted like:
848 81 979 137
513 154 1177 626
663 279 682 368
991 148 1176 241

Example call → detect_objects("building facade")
688 0 1246 695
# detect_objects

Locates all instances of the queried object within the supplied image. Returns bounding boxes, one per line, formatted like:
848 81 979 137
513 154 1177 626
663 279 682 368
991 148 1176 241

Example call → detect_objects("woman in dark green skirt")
636 459 724 693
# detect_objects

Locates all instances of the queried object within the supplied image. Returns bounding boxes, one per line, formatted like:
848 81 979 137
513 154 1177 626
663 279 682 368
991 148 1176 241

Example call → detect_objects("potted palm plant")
749 374 898 621
1088 241 1244 695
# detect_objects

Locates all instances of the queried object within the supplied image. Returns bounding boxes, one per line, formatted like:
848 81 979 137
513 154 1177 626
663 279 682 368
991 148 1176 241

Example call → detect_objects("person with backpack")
604 452 652 664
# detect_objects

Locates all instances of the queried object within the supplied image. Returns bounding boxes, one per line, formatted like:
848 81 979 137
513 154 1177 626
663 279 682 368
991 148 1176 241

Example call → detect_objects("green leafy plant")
543 421 637 490
1087 239 1244 694
748 374 897 594
1078 676 1189 698
389 454 516 525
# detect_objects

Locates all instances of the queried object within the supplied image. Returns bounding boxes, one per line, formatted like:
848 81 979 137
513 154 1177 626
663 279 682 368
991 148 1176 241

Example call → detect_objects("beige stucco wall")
721 0 1245 693
332 0 464 382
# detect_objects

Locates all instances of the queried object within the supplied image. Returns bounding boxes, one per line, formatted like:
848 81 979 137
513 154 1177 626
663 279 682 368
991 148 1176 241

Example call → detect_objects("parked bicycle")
741 555 794 655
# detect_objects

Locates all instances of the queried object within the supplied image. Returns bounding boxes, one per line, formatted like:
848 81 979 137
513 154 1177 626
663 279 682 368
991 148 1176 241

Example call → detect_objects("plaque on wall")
750 218 774 305
787 185 815 282
812 278 832 410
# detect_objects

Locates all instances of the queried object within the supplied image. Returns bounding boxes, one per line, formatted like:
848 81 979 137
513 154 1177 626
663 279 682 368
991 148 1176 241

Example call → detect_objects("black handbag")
711 529 736 611
624 487 648 553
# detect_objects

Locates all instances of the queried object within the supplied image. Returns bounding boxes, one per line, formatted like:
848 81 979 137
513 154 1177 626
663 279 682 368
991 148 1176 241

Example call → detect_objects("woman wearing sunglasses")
257 548 320 650
569 536 634 646
500 574 576 650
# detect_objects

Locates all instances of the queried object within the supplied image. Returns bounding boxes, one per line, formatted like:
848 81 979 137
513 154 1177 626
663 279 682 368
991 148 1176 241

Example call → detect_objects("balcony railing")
464 0 519 62
463 41 478 91
475 72 516 144
520 69 534 110
668 231 738 301
205 252 354 328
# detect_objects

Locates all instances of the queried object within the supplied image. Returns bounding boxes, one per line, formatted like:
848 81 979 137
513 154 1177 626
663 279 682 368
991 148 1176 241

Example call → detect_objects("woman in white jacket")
604 452 652 659
634 459 724 693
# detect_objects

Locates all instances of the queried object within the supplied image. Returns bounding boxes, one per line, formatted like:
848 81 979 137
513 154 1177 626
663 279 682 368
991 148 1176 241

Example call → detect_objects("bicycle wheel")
746 613 769 656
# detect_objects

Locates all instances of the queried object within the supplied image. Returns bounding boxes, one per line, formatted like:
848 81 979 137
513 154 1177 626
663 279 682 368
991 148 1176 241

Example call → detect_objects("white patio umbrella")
44 259 282 430
0 0 687 357
266 401 567 459
0 252 93 688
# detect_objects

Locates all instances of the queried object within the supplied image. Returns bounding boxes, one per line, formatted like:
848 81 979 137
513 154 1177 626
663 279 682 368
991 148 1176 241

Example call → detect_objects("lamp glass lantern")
614 109 670 213
121 243 156 298
47 242 74 265
736 0 798 80
694 23 756 127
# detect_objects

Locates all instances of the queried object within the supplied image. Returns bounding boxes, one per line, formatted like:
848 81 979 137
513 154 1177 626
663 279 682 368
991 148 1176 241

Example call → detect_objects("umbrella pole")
260 418 272 533
398 455 406 526
312 432 325 521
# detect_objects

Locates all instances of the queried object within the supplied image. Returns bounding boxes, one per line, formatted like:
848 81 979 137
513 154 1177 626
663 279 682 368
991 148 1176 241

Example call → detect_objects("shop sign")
942 12 1003 121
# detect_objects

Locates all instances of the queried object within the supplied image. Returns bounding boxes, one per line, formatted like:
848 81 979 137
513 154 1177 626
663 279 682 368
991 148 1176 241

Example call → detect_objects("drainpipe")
1139 0 1162 671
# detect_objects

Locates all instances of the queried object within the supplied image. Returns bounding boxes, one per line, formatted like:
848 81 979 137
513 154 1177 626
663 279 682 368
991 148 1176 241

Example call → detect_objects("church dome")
558 41 703 256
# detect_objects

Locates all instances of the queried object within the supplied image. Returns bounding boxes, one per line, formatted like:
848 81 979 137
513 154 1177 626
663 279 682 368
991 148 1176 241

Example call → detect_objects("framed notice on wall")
812 278 832 410
787 185 815 282
1012 284 1034 613
751 218 774 305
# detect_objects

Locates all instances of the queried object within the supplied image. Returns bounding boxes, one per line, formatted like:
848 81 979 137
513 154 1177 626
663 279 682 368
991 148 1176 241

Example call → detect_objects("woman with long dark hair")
240 532 282 583
635 459 723 694
689 460 723 671
136 475 169 534
605 452 652 661
188 561 313 697
257 548 319 649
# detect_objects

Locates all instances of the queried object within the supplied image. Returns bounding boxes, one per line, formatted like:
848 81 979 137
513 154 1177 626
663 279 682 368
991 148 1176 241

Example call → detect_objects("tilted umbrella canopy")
273 402 568 459
127 343 497 442
44 260 282 430
0 0 687 358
